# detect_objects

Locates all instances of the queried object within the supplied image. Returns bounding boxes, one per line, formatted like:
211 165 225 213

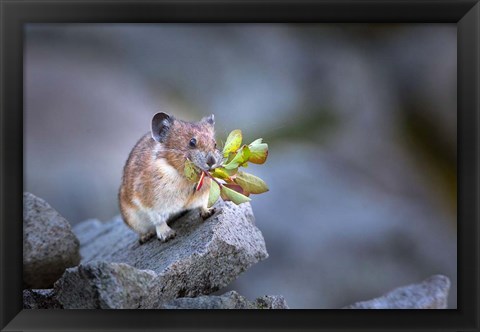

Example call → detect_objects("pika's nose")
206 155 216 168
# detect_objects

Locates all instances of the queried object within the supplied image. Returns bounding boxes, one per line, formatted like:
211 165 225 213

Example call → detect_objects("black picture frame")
1 1 478 331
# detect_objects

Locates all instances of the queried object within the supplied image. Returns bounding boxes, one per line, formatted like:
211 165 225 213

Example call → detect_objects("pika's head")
151 112 222 172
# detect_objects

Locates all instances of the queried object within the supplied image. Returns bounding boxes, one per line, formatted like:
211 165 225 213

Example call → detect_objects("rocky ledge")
23 192 282 309
57 200 269 309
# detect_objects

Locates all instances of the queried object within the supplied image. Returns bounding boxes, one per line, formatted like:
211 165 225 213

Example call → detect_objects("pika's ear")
201 114 215 126
151 112 173 143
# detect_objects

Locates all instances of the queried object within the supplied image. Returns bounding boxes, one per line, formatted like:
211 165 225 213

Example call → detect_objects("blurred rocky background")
24 24 457 308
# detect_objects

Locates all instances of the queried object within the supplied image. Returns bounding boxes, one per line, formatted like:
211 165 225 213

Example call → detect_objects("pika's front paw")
157 228 176 243
139 231 156 244
200 207 216 220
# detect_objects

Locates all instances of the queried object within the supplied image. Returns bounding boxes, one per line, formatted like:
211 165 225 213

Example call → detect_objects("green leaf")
224 152 236 165
234 171 269 194
211 167 237 180
224 183 249 196
248 143 268 164
184 159 200 182
208 181 221 208
224 145 250 170
222 129 243 157
220 185 251 205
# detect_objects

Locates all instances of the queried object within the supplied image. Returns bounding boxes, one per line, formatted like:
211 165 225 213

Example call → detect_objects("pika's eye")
189 138 197 148
214 141 217 149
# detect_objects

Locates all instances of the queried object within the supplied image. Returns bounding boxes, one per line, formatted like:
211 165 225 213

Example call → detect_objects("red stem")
203 170 224 187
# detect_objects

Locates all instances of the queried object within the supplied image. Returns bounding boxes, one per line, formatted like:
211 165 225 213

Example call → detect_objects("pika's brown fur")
119 113 221 243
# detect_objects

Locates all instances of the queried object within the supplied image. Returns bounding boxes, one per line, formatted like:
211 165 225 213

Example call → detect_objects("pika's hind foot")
139 231 156 244
200 207 216 220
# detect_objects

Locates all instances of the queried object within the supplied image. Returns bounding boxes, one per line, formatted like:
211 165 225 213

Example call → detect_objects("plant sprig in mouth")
184 129 269 206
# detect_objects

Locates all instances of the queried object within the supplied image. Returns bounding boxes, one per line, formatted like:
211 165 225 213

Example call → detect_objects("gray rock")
343 275 450 309
162 290 288 309
54 262 157 309
58 200 267 308
253 294 289 309
23 289 62 309
23 192 81 288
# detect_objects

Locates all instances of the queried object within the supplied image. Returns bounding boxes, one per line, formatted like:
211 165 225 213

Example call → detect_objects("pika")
119 112 222 244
